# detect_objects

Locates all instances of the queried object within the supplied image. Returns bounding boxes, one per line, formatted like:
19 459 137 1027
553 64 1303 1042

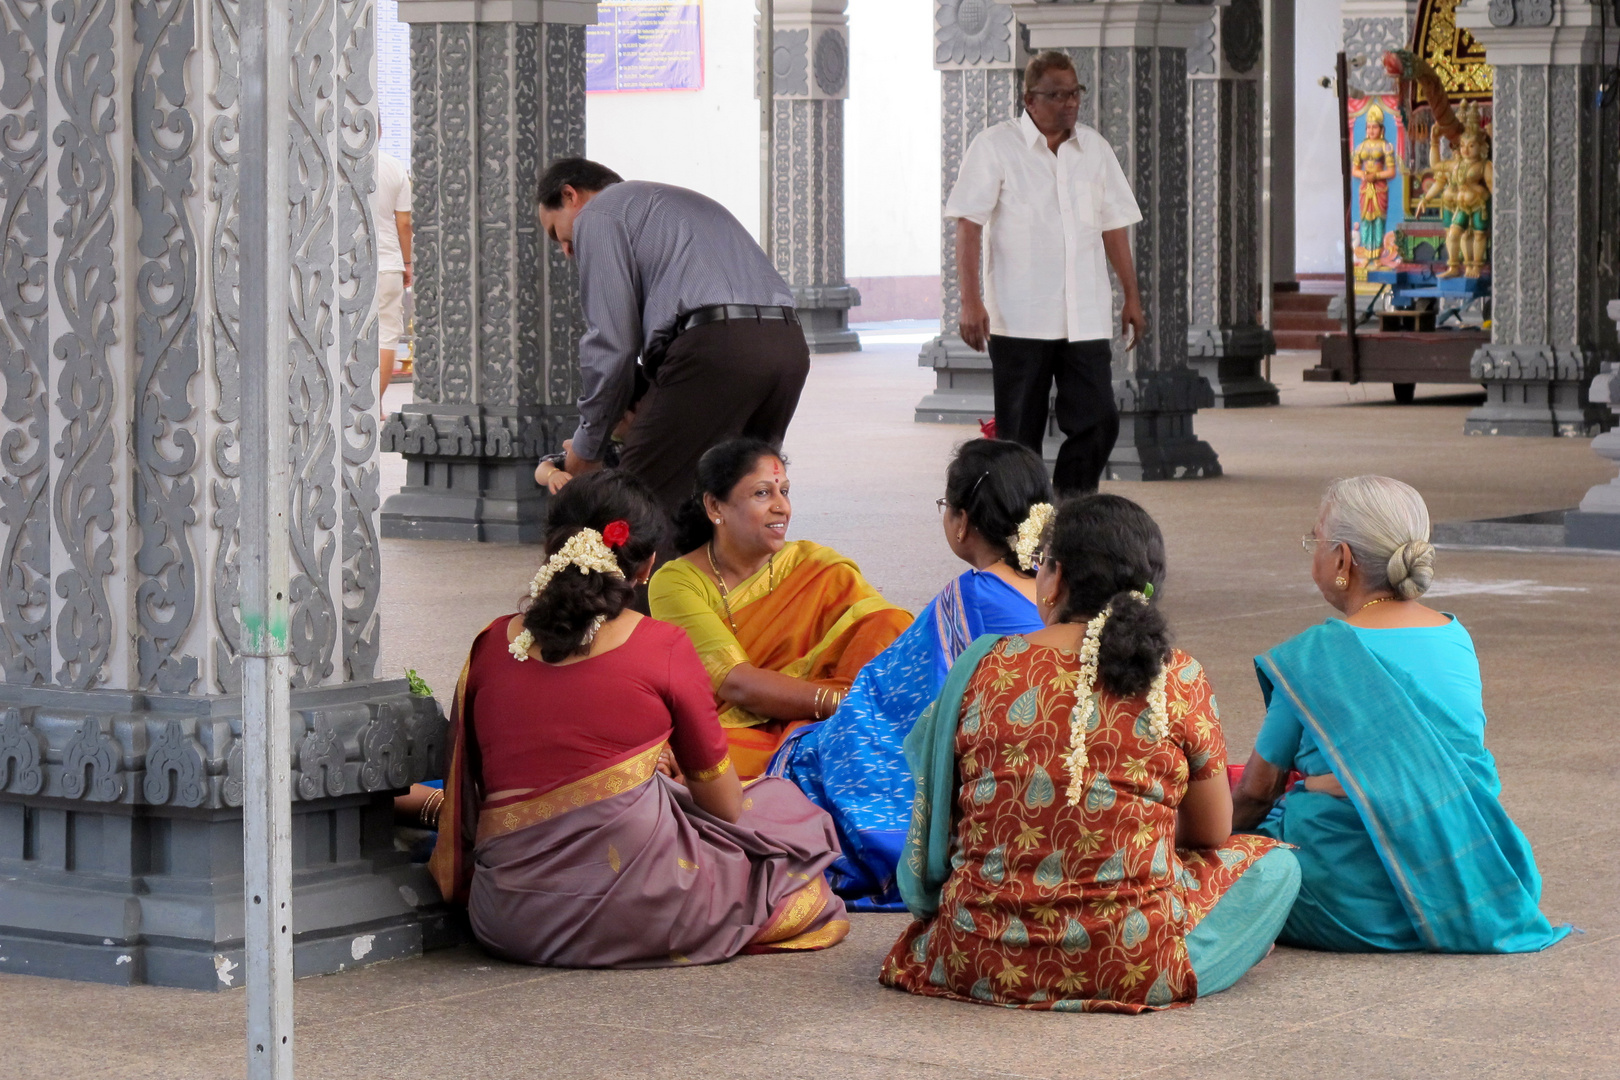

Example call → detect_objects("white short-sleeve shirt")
373 152 412 274
945 112 1141 342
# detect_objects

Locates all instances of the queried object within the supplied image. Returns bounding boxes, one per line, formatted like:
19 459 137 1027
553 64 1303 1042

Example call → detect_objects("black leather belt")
676 303 799 335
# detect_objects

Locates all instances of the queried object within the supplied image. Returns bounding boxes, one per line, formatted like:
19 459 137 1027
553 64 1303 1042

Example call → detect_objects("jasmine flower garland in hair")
1063 591 1170 805
509 528 625 662
1010 502 1055 571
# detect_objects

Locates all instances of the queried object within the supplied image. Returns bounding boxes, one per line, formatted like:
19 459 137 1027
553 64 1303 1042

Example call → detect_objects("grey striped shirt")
570 181 793 461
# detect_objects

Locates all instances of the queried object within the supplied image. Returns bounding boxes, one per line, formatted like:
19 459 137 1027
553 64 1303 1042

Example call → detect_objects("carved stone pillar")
0 0 448 987
761 0 859 352
1341 0 1414 96
1565 301 1620 548
1013 0 1221 480
1456 0 1619 437
914 0 1024 423
381 2 592 540
1187 0 1279 407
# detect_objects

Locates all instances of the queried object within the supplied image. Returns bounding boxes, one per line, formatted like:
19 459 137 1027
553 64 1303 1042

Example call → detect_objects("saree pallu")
1253 620 1570 954
428 666 850 968
652 541 912 778
768 570 1044 911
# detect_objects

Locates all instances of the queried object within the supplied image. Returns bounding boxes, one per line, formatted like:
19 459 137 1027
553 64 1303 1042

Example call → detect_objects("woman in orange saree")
649 438 912 778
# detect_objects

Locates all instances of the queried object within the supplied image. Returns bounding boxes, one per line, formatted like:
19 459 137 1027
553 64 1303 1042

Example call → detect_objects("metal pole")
1336 50 1361 382
240 0 295 1072
1260 0 1274 385
760 0 774 260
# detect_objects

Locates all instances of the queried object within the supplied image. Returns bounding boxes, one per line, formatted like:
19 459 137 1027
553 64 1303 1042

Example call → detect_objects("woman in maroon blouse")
429 471 849 967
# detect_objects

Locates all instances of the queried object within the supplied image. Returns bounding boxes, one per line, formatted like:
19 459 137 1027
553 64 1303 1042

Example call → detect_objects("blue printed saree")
768 569 1044 910
1253 619 1570 953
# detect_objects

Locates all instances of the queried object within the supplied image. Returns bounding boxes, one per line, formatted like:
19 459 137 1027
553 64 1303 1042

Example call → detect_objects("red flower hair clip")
602 519 631 548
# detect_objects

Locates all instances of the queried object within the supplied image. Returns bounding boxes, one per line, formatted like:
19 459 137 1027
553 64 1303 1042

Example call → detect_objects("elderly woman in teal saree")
1233 477 1569 954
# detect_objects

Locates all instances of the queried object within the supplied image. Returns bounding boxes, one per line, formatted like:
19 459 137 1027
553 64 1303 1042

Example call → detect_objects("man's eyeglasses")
1028 89 1082 104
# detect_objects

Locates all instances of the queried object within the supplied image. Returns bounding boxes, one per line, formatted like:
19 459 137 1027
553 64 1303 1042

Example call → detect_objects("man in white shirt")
374 149 413 418
947 51 1146 494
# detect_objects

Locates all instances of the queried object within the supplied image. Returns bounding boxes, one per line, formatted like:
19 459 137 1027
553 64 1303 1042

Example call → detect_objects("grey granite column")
381 2 592 540
762 0 860 352
914 0 1024 423
1187 0 1279 407
1565 303 1620 548
0 0 448 987
1456 0 1619 437
1014 0 1221 480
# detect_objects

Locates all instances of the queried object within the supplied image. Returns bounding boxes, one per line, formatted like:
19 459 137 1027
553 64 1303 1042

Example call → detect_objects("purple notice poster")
587 1 705 94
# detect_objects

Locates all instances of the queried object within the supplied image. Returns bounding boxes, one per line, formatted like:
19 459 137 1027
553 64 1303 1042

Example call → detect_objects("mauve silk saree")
430 662 850 968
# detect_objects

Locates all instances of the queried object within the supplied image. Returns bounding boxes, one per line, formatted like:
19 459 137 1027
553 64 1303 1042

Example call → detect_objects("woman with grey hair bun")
1232 476 1569 954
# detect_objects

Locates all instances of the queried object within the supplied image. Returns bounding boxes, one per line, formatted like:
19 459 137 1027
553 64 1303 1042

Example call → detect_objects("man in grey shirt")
538 157 809 518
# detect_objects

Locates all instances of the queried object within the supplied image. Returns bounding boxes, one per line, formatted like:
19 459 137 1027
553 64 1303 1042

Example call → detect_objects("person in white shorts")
374 149 412 417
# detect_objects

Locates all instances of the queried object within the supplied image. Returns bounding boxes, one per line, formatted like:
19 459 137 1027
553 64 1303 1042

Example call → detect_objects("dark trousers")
988 335 1119 494
618 316 811 518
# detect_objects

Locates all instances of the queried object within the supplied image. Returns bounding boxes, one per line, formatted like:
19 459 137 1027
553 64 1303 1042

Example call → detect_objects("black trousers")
988 335 1119 494
617 317 810 518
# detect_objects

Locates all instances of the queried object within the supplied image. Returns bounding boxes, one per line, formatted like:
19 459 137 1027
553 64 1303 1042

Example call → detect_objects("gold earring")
1335 576 1348 590
956 531 965 542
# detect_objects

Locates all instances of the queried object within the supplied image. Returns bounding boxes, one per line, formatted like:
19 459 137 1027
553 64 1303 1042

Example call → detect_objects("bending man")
537 157 810 515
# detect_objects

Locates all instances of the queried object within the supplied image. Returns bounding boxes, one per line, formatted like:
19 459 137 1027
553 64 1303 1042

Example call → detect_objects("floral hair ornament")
1063 590 1171 806
1010 502 1056 572
509 527 625 661
602 519 631 549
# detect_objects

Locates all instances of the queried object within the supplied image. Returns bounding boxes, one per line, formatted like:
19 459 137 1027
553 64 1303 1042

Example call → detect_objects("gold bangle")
813 685 828 720
419 789 445 830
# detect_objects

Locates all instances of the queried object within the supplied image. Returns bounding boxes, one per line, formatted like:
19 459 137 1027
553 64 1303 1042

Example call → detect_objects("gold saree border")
475 741 665 844
751 875 833 945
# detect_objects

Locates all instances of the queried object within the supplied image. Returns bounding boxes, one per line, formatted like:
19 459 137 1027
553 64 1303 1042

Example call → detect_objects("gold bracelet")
419 788 445 830
813 686 828 720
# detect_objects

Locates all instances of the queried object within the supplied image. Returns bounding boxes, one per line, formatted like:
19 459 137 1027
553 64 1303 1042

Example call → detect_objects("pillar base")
380 403 572 543
1108 369 1223 481
1187 327 1280 408
914 334 994 423
0 680 453 989
1568 356 1620 549
1463 345 1616 438
792 284 861 354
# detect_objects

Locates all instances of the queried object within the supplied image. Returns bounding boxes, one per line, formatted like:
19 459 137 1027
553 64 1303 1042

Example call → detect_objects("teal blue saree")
1253 619 1569 954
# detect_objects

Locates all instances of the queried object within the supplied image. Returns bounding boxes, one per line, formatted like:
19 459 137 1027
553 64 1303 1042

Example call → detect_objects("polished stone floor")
3 345 1615 1079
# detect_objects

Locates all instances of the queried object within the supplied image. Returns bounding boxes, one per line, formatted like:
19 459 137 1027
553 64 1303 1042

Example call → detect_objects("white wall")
584 0 942 278
844 0 940 277
1294 0 1344 274
587 0 765 239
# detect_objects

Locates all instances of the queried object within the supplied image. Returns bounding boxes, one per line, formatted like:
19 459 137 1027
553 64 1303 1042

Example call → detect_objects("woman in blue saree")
1233 476 1569 953
769 439 1051 909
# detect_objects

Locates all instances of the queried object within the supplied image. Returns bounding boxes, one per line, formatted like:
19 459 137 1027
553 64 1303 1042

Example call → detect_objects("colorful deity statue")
1350 103 1399 258
1415 101 1492 278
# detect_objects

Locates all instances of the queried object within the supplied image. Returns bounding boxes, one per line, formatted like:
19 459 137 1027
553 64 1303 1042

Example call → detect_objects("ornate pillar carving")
1011 0 1221 480
0 0 448 987
1564 302 1620 548
1456 0 1619 436
914 0 1025 423
381 1 592 539
760 0 859 352
1187 0 1279 407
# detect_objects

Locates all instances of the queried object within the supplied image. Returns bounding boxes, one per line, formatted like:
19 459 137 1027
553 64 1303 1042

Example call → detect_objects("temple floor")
4 342 1616 1079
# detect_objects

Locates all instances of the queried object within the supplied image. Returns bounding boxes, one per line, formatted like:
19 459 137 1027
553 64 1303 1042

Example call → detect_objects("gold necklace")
1354 596 1397 616
707 541 774 633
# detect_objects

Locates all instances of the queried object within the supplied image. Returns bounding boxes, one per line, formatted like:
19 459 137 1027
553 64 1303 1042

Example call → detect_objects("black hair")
672 437 786 554
522 470 666 662
944 439 1053 575
536 157 624 210
1048 494 1171 698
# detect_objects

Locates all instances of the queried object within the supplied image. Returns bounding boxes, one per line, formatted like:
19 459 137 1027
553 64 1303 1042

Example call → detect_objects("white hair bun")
1386 540 1435 599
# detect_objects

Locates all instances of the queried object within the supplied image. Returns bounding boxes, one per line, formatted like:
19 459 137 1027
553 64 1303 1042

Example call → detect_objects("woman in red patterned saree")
429 472 848 967
882 495 1300 1011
